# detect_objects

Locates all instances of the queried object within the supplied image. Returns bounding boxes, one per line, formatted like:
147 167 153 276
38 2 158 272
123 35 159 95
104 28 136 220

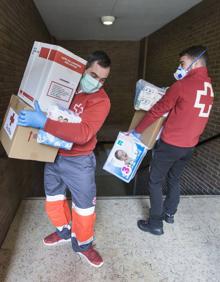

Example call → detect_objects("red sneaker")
43 232 71 246
77 247 104 268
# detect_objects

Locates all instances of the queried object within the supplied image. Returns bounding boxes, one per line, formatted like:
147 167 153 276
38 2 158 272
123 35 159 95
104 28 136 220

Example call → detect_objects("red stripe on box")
48 49 56 61
48 50 85 74
39 47 50 59
20 90 34 101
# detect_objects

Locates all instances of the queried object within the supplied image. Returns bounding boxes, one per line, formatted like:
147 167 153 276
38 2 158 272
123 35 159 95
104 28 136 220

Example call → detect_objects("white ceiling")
33 0 202 41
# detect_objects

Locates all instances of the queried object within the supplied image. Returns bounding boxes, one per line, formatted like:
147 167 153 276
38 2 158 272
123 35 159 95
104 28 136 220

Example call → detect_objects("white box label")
4 108 18 140
47 81 73 102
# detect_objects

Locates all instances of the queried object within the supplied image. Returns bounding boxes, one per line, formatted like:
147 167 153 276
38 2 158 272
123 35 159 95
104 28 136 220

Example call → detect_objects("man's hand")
18 101 47 129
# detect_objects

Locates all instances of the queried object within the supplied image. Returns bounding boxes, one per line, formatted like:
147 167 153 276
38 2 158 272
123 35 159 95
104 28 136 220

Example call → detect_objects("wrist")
41 116 47 129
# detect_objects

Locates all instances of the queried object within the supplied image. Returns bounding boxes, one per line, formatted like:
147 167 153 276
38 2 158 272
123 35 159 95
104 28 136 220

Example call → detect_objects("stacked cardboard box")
0 95 58 162
0 42 87 162
18 41 86 112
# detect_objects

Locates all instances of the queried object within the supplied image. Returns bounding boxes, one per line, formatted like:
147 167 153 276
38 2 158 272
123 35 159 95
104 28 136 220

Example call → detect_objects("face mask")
174 66 188 80
79 73 102 93
174 48 207 80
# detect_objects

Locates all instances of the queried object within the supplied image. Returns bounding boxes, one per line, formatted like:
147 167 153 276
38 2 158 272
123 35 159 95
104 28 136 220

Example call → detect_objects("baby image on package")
103 132 148 183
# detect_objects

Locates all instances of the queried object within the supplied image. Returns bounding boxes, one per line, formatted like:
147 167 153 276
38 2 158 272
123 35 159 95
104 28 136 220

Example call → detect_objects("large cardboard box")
18 41 87 112
129 111 166 149
0 95 58 162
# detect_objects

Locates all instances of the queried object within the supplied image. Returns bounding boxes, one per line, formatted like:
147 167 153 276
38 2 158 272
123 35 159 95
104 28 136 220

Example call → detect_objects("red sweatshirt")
135 67 214 147
44 88 110 156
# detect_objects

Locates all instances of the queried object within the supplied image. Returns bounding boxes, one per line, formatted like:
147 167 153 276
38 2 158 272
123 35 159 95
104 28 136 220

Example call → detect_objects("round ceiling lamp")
101 16 115 26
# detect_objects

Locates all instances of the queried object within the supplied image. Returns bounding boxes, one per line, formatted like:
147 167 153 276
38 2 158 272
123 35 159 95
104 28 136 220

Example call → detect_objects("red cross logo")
10 113 15 126
194 82 214 118
73 103 83 115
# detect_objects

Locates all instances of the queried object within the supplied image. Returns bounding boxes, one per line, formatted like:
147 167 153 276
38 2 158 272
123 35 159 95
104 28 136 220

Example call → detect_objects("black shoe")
137 220 164 235
164 213 174 224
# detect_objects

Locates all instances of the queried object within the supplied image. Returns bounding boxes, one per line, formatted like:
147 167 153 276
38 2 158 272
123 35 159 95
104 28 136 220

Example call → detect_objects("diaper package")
134 79 167 111
37 105 81 150
103 132 148 183
46 105 82 123
37 130 73 150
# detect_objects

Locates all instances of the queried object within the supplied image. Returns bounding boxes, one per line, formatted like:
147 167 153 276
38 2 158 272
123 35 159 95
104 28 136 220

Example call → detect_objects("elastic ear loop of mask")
186 48 207 71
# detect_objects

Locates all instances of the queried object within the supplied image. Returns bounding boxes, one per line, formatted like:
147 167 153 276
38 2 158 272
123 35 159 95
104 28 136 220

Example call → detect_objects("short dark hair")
86 50 111 69
179 45 208 65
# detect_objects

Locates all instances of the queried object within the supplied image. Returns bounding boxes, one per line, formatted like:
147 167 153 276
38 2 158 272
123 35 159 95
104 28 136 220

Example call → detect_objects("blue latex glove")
18 101 47 129
130 129 141 140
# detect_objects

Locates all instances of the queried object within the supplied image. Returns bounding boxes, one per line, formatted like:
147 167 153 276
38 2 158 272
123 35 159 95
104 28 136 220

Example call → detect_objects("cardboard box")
0 95 58 162
129 110 166 149
103 132 147 183
18 41 87 112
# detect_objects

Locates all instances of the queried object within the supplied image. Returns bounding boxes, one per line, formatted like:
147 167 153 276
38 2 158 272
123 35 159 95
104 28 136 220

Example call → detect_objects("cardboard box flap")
129 110 166 149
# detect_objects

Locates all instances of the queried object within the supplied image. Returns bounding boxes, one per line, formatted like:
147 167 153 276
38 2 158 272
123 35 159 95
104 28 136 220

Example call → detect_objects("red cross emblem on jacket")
194 82 214 118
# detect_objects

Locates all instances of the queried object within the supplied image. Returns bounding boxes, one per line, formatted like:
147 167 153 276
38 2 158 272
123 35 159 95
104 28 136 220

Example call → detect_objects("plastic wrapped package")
134 79 167 111
37 105 82 150
46 105 81 123
103 132 148 183
37 130 73 150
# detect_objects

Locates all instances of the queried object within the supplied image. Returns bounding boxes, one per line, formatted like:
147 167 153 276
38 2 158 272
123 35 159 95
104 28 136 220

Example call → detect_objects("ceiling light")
101 16 115 26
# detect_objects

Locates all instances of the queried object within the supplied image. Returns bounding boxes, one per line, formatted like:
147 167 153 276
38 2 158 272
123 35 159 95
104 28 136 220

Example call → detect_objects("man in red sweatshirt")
134 46 214 235
18 51 111 267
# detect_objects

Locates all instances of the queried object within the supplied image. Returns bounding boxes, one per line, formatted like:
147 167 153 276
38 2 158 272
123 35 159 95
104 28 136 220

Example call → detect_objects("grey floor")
0 196 220 282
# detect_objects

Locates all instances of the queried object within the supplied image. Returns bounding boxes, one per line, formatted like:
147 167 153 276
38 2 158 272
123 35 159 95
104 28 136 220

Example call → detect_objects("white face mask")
174 66 188 80
173 49 207 80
